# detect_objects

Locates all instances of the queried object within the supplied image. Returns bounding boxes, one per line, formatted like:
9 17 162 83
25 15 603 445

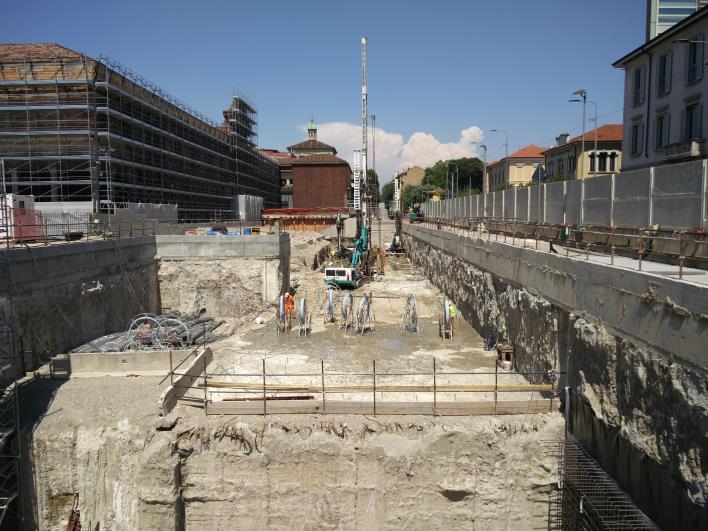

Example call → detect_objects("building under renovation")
0 44 279 221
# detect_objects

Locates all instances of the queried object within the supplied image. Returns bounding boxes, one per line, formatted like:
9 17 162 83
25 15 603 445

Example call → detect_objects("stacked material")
71 309 226 353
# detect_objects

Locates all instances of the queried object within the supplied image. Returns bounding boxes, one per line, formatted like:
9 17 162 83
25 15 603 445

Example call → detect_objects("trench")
10 227 706 529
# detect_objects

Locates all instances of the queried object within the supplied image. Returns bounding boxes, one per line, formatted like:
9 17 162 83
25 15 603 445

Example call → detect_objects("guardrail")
164 357 561 417
416 217 707 279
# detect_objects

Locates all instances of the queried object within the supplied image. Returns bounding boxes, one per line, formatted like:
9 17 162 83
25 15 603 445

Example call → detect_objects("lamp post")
446 162 459 199
571 89 587 179
489 129 508 185
570 97 598 176
472 142 488 192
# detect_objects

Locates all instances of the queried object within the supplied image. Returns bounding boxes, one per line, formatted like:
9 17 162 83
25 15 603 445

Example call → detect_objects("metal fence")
419 159 708 230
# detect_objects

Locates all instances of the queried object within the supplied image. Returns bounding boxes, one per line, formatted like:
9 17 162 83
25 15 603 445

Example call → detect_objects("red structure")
262 121 352 208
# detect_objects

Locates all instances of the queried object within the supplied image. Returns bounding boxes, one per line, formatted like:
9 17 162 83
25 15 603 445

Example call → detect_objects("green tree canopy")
422 157 483 195
401 184 435 211
380 181 395 204
366 169 381 203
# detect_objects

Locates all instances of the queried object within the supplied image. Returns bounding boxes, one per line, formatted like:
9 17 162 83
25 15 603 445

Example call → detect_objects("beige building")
485 145 545 191
398 165 425 189
542 124 623 180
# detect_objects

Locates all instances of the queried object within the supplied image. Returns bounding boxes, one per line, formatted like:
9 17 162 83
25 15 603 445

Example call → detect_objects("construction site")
0 36 705 531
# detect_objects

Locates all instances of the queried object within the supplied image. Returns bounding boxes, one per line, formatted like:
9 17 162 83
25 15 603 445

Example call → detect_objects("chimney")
556 133 569 146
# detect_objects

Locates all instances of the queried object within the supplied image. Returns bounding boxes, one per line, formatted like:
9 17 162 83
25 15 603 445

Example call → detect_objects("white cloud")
306 122 484 183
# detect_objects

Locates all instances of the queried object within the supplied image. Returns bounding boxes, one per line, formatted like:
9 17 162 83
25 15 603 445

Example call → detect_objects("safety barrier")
419 159 708 231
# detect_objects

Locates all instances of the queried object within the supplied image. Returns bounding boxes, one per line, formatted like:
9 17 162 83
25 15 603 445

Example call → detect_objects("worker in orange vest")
284 292 294 319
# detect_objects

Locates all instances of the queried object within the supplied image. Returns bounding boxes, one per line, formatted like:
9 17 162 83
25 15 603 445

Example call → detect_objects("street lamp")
446 162 459 199
571 89 587 179
471 142 488 192
570 97 598 176
489 129 508 185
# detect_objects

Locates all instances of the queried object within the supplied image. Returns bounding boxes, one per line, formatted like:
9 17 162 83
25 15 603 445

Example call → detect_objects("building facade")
0 44 279 220
542 125 623 180
485 145 545 190
615 7 708 171
398 165 425 189
646 0 708 40
265 121 352 209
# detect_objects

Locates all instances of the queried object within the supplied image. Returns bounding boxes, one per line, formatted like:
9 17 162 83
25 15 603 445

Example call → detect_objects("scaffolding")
0 46 280 221
549 438 659 530
0 196 20 528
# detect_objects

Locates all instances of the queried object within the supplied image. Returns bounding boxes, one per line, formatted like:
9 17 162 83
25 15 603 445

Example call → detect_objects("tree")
366 169 381 203
401 184 434 211
422 157 484 195
381 181 395 204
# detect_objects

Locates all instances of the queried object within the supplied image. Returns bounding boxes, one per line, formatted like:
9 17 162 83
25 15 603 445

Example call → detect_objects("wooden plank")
205 399 558 416
205 381 553 393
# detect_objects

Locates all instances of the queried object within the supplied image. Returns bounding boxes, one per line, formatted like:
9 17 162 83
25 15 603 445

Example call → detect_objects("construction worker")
284 292 294 319
449 302 457 334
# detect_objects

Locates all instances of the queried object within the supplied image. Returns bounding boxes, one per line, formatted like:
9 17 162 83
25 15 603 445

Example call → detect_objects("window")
655 114 670 148
558 158 564 174
687 34 704 83
568 155 575 174
657 52 672 95
598 152 608 172
684 103 703 140
589 153 596 172
609 153 617 172
633 65 646 106
548 160 554 177
631 122 644 155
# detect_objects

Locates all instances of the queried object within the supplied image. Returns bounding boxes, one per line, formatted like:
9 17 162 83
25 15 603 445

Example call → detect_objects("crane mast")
361 36 368 216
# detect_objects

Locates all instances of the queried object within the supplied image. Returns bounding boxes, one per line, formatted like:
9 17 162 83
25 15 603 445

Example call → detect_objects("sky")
4 0 646 182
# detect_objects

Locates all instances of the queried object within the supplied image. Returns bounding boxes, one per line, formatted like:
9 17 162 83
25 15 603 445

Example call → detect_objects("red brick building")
263 121 352 208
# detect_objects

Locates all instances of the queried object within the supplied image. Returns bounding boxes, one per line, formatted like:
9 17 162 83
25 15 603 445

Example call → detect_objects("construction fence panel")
565 180 582 226
545 181 565 225
516 187 529 222
494 191 504 219
583 174 613 226
614 168 651 228
503 189 516 219
652 159 705 229
529 185 544 223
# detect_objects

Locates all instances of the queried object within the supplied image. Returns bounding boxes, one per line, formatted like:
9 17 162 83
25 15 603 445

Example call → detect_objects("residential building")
0 44 280 220
614 6 708 171
398 165 425 189
646 0 708 40
485 145 545 190
542 125 623 179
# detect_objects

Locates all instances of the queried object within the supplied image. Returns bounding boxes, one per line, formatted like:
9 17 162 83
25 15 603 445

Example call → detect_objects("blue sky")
4 0 645 180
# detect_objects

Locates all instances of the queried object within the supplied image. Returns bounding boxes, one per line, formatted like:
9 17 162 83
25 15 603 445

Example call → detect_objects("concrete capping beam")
158 346 212 416
154 234 284 259
66 349 193 376
403 224 708 369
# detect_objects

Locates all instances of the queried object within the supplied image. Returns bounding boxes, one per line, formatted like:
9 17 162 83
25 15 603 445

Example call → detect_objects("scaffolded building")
0 44 279 221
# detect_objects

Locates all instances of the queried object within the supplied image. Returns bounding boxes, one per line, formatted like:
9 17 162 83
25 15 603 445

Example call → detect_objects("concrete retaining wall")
403 223 708 507
158 347 211 416
1 238 160 375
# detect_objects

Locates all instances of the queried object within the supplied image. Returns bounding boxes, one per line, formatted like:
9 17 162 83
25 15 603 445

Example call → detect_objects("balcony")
664 139 705 162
